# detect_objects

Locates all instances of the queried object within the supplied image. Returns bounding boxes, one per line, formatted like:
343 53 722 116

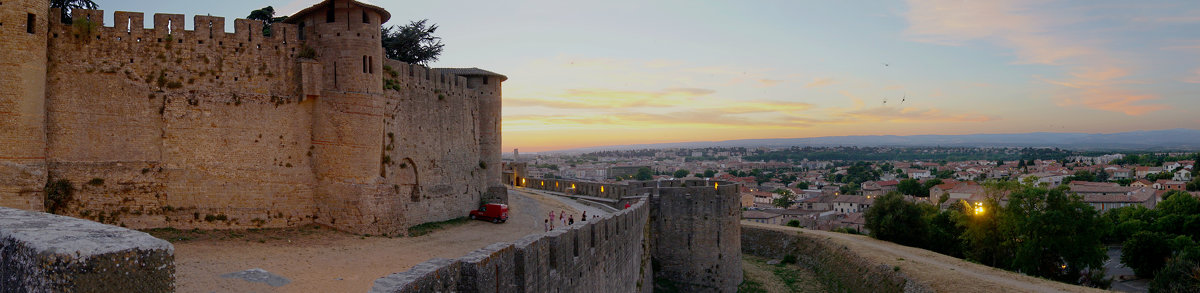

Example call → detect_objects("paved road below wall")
517 187 612 223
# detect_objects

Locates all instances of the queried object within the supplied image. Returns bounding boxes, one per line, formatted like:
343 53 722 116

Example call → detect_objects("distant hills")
546 128 1200 154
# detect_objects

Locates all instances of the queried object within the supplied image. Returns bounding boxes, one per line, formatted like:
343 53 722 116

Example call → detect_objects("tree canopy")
51 0 97 23
634 167 653 181
673 169 690 178
865 192 928 247
247 6 288 36
382 19 444 65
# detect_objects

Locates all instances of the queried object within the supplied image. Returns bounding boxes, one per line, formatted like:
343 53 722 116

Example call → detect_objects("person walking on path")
568 215 575 225
559 210 566 226
581 211 587 221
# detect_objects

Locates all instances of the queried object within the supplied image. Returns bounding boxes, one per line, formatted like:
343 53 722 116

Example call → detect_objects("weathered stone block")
370 258 462 293
458 242 517 292
0 207 175 292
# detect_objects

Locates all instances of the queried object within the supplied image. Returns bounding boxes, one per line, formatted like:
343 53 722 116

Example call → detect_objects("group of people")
544 210 591 232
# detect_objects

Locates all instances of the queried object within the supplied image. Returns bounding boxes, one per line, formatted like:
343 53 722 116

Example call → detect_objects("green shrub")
44 179 74 214
781 254 798 264
786 220 801 227
407 217 470 237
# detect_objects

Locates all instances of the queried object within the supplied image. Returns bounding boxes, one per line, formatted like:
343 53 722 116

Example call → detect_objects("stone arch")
397 158 420 202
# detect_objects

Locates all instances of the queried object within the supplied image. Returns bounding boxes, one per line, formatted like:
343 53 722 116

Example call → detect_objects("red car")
469 203 508 223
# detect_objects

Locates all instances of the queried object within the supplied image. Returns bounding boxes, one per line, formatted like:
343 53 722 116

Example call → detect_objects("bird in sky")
883 63 890 67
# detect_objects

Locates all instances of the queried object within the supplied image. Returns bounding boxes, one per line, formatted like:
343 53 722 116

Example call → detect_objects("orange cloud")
505 110 818 130
1053 88 1167 116
717 101 814 114
507 88 715 109
1042 66 1166 115
804 77 836 88
758 79 784 87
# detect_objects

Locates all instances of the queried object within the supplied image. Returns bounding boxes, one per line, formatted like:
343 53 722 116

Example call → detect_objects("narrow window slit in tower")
326 3 335 23
126 17 131 33
167 19 173 35
27 13 35 34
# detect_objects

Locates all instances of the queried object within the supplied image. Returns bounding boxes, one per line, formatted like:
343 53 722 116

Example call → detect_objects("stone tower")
285 0 392 233
0 0 49 211
649 181 744 292
436 68 507 200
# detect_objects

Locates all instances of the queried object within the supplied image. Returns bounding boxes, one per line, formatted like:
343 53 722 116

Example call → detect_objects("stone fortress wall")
372 179 744 293
0 0 504 235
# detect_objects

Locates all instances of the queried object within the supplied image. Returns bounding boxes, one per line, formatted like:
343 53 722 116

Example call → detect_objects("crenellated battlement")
49 8 302 49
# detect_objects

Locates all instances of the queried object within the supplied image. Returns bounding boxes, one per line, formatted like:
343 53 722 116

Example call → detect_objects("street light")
974 202 985 215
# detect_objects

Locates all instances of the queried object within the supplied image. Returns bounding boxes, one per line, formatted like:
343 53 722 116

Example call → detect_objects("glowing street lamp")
973 202 985 215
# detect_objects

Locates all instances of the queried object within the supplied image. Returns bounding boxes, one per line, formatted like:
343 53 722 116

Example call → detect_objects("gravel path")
171 188 583 293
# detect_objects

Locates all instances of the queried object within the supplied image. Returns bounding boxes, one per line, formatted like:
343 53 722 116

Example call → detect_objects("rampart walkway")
742 221 1106 293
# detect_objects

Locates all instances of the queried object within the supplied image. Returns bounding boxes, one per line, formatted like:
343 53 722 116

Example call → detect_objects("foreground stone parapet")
0 207 175 292
371 200 651 293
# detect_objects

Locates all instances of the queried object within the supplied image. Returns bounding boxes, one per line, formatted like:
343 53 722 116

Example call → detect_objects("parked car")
469 203 508 223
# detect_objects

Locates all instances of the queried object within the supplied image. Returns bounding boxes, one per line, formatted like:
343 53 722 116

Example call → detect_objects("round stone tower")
285 0 391 233
287 0 387 93
0 0 49 211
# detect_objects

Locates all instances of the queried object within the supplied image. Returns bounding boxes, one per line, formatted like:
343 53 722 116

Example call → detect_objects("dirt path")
743 221 1107 293
171 189 586 293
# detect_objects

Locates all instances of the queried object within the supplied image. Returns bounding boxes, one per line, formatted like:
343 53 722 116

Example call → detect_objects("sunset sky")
102 0 1200 152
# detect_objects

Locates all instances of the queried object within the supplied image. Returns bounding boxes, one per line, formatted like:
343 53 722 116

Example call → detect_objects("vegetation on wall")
44 179 74 214
51 0 97 23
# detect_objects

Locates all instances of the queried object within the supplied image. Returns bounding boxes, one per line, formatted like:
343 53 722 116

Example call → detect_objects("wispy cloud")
1053 88 1165 116
507 88 714 109
842 107 997 123
1040 66 1165 115
904 0 1167 115
904 0 1092 65
1186 68 1200 84
804 77 836 88
758 79 784 87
